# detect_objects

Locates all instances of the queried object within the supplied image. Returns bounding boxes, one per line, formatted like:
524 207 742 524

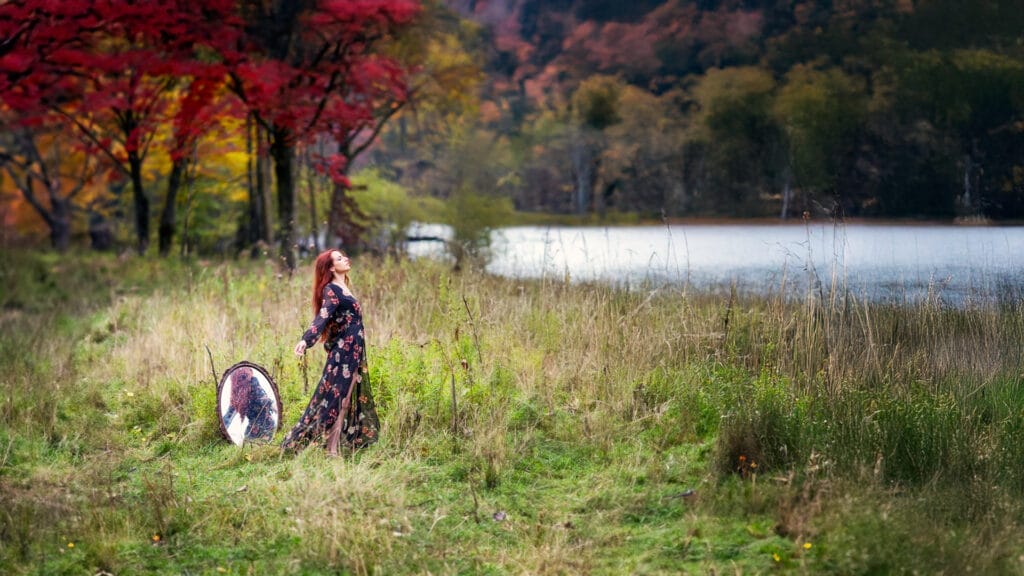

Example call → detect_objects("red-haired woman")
281 249 379 455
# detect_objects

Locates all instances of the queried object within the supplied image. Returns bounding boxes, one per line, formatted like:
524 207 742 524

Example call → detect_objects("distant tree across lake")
372 0 1024 221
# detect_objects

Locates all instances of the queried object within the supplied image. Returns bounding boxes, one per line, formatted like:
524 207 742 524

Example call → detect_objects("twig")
462 295 483 365
469 474 481 524
301 353 309 394
433 338 459 435
428 512 448 533
450 373 458 436
205 345 218 389
720 281 736 353
0 437 13 471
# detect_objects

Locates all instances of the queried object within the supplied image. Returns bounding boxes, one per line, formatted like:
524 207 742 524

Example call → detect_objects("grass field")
2 249 1024 574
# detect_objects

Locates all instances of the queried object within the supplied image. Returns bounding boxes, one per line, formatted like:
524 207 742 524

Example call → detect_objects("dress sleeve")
301 285 341 347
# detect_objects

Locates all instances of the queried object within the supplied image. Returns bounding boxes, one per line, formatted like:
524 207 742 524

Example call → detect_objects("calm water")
407 223 1024 304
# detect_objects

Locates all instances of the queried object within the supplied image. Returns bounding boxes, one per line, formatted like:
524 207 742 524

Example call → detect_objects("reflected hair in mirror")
216 361 283 445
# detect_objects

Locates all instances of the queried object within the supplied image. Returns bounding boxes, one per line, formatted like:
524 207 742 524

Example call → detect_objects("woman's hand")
294 340 307 357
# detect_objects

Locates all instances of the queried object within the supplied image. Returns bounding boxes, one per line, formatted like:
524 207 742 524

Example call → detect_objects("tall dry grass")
2 249 1024 573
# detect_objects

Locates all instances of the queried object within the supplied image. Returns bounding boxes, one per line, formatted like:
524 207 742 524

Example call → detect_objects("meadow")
2 249 1024 575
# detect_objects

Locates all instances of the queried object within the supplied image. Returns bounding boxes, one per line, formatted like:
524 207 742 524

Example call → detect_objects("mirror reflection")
217 362 281 445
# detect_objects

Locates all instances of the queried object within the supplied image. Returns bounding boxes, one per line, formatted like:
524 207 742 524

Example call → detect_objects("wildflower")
772 552 780 562
738 455 746 462
804 542 812 550
750 462 758 469
68 542 75 548
152 534 161 543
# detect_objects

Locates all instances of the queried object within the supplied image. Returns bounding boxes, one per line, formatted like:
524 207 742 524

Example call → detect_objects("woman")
281 249 379 455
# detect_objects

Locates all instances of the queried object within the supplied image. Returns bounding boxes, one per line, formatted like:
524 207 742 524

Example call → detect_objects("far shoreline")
508 212 1024 228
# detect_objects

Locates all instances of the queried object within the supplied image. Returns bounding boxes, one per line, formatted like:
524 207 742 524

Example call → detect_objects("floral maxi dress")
281 283 379 452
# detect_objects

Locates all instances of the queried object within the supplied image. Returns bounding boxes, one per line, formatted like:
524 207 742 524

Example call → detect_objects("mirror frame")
215 361 284 445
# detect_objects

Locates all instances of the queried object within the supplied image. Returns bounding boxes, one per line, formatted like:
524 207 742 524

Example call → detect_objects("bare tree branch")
51 106 131 176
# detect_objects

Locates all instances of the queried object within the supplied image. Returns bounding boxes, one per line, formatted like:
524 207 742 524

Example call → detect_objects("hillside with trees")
373 0 1024 221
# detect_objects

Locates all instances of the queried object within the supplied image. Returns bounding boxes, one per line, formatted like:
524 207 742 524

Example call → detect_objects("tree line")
3 1 1024 262
373 0 1024 222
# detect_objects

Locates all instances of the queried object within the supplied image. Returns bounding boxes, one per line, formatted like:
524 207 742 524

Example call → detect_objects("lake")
407 222 1024 304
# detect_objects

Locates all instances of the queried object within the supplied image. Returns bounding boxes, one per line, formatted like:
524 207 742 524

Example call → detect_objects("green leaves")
774 65 867 195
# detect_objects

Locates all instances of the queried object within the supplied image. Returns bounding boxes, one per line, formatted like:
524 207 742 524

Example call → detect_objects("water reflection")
407 222 1024 304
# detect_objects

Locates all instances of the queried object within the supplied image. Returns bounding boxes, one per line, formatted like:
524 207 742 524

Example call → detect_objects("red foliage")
224 0 421 156
311 152 353 188
171 75 231 161
3 0 421 161
1 0 237 163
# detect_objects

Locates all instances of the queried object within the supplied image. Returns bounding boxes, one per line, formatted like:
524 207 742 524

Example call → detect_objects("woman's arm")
296 285 341 354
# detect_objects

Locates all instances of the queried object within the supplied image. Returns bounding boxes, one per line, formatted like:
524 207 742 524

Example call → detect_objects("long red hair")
311 249 351 343
312 249 338 315
229 367 255 416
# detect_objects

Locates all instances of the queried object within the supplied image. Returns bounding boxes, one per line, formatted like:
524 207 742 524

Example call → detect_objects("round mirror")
216 361 283 445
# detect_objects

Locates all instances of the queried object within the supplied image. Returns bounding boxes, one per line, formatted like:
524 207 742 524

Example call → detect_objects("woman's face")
331 251 351 274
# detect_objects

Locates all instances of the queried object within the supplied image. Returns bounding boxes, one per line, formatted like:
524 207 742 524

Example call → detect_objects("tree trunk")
270 129 296 270
244 114 258 253
179 156 197 258
398 116 407 153
960 144 982 216
571 131 591 215
328 184 369 251
258 130 273 246
326 143 367 250
13 173 69 251
246 116 273 255
48 194 71 252
128 151 149 254
780 170 792 220
306 149 319 253
36 178 70 251
88 209 113 251
327 180 352 249
159 159 185 256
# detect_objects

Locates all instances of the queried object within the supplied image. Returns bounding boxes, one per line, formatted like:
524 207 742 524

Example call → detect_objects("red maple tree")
1 0 236 253
222 0 420 267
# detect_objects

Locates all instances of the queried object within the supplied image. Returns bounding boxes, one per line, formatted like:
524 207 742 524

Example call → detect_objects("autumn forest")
2 0 1024 259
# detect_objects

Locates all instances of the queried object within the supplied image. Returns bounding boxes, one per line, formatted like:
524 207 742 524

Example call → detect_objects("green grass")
2 249 1024 574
